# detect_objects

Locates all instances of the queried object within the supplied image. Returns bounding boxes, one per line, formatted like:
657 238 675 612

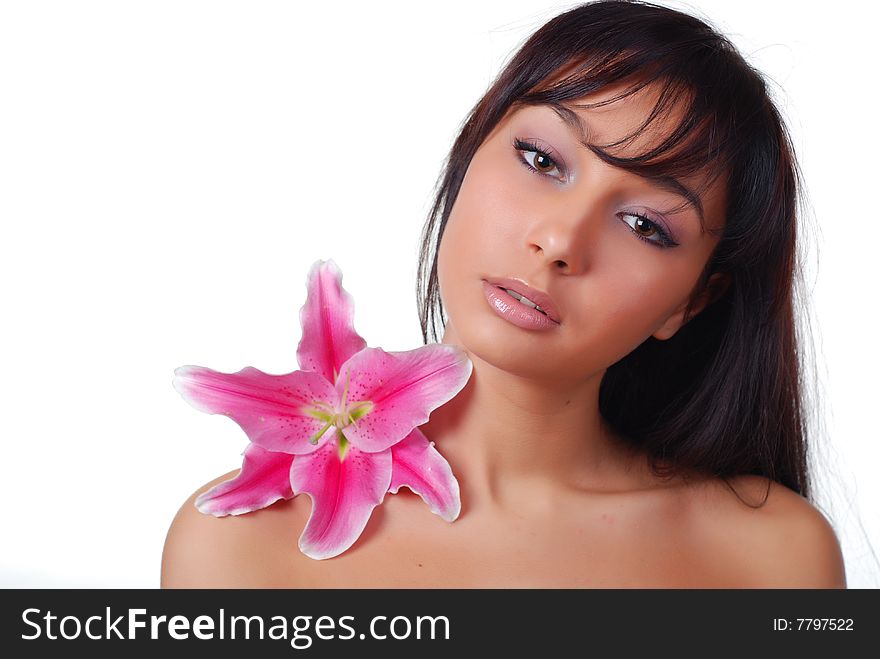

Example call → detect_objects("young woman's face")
437 81 728 382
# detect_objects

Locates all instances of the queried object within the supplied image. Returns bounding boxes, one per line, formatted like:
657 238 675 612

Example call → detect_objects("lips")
483 276 561 323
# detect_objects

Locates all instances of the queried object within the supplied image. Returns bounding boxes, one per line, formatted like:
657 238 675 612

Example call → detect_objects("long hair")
415 0 818 503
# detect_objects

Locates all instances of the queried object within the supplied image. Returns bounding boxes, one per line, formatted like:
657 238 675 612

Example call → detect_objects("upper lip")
484 276 562 323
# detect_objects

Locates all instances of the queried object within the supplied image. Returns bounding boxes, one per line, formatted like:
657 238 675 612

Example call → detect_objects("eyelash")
512 137 678 249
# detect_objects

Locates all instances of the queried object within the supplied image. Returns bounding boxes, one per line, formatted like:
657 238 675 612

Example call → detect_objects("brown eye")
633 216 658 238
513 137 565 180
619 212 677 249
533 153 555 173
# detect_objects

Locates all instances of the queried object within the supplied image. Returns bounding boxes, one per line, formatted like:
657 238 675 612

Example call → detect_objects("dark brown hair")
416 0 818 503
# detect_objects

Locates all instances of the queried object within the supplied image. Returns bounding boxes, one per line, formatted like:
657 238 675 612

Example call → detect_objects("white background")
1 0 877 587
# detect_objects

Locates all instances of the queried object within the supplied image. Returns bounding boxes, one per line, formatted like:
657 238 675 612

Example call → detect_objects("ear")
652 272 731 341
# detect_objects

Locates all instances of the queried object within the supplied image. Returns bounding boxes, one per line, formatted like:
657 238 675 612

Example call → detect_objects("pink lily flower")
172 259 472 560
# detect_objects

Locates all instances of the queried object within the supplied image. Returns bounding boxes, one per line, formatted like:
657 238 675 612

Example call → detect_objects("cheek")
438 159 520 288
451 152 529 240
564 264 698 367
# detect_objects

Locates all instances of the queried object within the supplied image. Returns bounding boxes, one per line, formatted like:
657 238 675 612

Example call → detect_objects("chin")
444 311 564 381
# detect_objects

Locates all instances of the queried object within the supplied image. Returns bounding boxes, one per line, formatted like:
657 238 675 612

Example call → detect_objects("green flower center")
304 369 374 461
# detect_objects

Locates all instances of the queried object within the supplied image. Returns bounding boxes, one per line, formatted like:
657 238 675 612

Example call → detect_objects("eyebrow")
547 103 705 224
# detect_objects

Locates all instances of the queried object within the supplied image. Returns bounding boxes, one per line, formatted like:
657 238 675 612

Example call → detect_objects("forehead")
520 75 687 158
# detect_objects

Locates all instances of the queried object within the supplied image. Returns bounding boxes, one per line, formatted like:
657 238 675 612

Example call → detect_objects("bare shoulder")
689 474 847 588
160 470 309 588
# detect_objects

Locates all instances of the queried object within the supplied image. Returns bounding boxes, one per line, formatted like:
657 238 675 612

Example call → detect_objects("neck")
418 322 648 514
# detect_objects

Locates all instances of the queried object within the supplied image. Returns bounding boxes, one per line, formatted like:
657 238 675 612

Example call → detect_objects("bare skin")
162 77 847 588
161 466 844 587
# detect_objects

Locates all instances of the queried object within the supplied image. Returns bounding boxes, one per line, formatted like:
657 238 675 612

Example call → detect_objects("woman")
162 0 846 587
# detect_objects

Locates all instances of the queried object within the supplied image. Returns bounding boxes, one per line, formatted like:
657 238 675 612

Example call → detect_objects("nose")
525 204 599 274
523 150 622 274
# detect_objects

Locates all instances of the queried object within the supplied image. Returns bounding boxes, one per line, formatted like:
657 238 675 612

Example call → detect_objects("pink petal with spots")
173 365 338 455
290 438 392 560
195 442 296 516
336 344 473 453
389 427 461 522
296 259 368 385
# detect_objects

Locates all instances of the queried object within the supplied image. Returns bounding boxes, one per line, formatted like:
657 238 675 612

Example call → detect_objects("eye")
618 212 678 249
513 137 566 181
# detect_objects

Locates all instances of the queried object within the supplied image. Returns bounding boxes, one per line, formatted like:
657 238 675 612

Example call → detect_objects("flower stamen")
309 421 333 445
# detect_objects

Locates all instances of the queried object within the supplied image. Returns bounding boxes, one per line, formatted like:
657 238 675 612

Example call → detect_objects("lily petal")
389 427 461 522
195 442 295 516
291 438 393 560
173 365 339 454
337 344 473 452
296 259 368 384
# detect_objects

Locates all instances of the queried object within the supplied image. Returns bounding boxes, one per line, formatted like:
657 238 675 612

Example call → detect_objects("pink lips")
481 280 560 331
482 276 561 323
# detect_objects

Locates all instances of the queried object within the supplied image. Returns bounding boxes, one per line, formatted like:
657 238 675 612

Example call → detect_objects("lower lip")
481 280 560 331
